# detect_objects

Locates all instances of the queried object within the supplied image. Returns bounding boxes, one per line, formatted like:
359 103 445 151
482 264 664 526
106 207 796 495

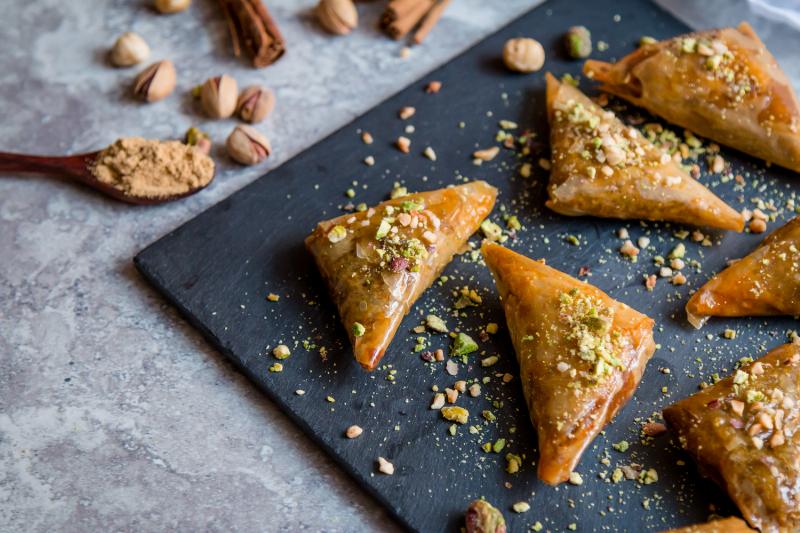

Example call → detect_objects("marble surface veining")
1 1 797 532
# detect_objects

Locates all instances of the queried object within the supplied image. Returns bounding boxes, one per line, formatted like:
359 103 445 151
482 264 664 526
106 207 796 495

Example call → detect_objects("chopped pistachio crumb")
425 314 448 333
266 293 280 302
482 410 496 422
612 440 629 452
441 406 469 424
326 395 335 403
492 438 506 453
481 355 499 367
345 188 355 198
268 363 283 372
273 344 291 359
375 219 392 240
506 453 522 474
481 219 504 241
451 332 478 356
352 322 366 338
723 328 737 340
639 468 658 485
531 522 543 531
327 225 347 243
486 323 499 334
569 472 583 485
512 501 530 513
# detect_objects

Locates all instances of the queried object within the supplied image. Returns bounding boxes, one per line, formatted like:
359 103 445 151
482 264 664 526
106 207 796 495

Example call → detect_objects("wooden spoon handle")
0 151 94 178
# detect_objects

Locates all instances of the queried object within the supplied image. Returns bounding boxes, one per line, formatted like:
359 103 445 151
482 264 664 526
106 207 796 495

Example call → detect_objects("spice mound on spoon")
0 136 215 205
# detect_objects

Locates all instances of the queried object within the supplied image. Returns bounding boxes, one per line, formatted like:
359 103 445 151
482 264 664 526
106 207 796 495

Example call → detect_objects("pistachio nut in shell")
133 60 176 102
316 0 358 35
502 37 545 73
110 32 150 67
236 85 275 124
200 74 238 119
465 500 506 533
154 0 191 14
226 125 271 165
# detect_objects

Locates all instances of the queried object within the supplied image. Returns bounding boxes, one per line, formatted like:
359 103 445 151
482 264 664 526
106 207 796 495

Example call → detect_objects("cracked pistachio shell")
200 74 238 119
226 125 271 165
236 85 276 124
502 37 545 73
110 32 150 67
154 0 191 14
316 0 358 35
133 60 176 102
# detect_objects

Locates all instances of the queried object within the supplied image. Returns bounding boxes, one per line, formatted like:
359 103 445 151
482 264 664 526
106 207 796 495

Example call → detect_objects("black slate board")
135 1 800 531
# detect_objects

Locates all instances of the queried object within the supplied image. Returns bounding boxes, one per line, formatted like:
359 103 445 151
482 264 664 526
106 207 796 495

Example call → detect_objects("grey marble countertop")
2 1 797 532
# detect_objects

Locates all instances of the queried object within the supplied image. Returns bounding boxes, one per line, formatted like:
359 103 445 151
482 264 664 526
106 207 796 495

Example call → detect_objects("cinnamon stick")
217 0 285 68
386 0 435 40
413 0 451 44
382 0 422 25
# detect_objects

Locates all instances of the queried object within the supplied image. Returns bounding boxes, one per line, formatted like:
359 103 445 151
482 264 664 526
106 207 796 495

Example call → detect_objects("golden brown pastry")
663 343 800 533
545 73 743 231
660 516 755 533
305 181 497 370
584 23 800 173
481 241 656 484
686 217 800 328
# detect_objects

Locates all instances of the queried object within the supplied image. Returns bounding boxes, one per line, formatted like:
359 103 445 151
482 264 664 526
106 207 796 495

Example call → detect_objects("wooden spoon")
0 151 212 205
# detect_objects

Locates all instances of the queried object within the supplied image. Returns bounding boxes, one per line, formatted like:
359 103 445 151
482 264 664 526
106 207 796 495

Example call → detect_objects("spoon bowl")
0 150 213 205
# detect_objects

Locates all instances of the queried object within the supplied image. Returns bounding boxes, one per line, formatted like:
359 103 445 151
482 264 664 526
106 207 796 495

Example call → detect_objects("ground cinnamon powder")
91 137 215 199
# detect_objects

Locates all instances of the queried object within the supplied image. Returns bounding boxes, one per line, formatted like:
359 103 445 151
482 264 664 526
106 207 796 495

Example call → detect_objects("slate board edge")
132 257 409 528
133 1 690 531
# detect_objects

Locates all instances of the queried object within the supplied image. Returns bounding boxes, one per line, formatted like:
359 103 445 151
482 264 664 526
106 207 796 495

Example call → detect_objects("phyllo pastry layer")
306 181 497 370
482 241 656 484
664 343 800 532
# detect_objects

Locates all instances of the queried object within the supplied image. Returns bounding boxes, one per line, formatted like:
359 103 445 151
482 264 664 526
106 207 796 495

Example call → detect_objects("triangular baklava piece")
545 73 743 231
306 181 497 370
663 343 800 532
481 241 656 484
660 517 754 533
584 23 800 173
686 216 800 328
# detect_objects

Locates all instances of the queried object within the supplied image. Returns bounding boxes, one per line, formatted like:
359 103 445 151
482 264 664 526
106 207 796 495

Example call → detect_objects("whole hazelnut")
502 37 545 73
237 85 276 124
226 125 271 165
110 32 150 67
564 26 592 59
133 60 176 102
200 74 238 119
316 0 358 35
154 0 191 14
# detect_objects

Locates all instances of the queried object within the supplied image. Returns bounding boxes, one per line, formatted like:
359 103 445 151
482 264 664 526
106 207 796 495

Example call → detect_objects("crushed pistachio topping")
441 406 469 424
352 322 366 338
553 97 647 175
273 344 291 359
425 314 448 333
505 453 522 474
327 225 347 243
451 332 478 356
675 34 757 103
512 501 530 513
558 288 624 382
